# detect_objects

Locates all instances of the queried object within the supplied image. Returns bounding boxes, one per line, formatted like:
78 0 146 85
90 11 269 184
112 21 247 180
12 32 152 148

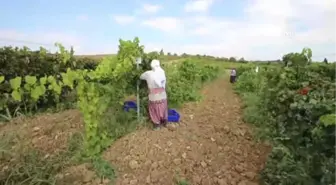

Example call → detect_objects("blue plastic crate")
123 101 137 112
168 109 180 122
123 101 180 122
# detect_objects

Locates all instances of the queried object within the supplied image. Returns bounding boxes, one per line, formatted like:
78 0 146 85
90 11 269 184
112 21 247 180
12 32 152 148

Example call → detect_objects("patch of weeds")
0 149 66 185
0 131 85 185
241 93 264 124
91 157 116 184
66 133 116 184
176 178 189 185
0 132 15 160
66 132 86 162
102 109 143 142
240 92 274 141
174 174 189 185
0 108 141 185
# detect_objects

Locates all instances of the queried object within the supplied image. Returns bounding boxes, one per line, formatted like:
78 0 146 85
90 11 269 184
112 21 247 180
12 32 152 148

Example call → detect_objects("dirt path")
103 76 270 185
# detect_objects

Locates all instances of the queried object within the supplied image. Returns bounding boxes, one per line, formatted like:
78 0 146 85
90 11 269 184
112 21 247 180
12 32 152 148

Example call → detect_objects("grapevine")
234 48 335 185
0 37 220 157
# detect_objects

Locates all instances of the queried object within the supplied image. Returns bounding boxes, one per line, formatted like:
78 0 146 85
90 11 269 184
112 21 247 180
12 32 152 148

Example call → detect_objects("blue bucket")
123 101 137 112
168 109 180 122
123 101 181 122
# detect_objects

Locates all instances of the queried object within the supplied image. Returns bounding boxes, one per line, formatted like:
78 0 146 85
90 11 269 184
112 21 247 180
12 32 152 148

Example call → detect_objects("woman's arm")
140 71 150 80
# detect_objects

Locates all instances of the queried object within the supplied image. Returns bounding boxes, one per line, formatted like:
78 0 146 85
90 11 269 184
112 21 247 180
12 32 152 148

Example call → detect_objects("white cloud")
1 0 335 61
0 30 119 55
142 4 162 14
184 0 214 12
111 15 135 25
142 17 183 33
144 0 336 61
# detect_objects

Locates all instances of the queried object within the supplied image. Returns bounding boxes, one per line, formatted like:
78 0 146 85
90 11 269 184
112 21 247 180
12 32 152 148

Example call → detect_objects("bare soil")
0 109 83 155
103 77 270 185
0 76 270 185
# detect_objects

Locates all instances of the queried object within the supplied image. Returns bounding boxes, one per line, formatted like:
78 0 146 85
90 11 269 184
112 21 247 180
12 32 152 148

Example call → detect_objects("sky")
0 0 335 61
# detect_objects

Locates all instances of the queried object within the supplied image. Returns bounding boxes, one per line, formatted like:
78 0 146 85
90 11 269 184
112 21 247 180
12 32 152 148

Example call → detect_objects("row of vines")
0 44 99 120
234 48 335 185
0 37 220 158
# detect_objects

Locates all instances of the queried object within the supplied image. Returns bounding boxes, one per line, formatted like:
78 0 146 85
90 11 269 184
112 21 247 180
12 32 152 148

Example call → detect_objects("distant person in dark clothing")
230 68 236 83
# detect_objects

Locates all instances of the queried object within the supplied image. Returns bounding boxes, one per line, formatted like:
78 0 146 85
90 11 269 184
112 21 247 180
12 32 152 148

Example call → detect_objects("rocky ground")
0 76 270 185
102 77 270 185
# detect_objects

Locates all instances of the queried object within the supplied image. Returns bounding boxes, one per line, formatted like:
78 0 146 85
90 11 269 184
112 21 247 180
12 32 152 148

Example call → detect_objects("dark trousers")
230 75 236 83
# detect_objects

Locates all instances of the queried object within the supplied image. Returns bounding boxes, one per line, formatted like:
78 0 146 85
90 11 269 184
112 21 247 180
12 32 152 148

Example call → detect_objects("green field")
0 38 334 185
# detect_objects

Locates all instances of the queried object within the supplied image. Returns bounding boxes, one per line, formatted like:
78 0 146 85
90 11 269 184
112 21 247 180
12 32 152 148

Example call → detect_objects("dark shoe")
152 124 161 131
160 119 168 127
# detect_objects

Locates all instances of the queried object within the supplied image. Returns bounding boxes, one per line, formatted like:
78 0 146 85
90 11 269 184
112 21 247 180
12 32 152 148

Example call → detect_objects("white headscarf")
150 59 166 88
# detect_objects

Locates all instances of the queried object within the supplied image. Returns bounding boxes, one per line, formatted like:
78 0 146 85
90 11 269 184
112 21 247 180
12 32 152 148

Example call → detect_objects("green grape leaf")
40 76 47 85
30 85 45 101
25 75 37 85
53 83 62 94
9 77 22 90
0 76 4 83
61 72 74 89
39 85 46 94
48 85 53 90
24 84 31 91
11 90 22 101
47 76 55 83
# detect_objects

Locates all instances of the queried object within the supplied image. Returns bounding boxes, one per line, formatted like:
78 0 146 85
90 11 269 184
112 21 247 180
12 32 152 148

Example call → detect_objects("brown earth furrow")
103 76 270 185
